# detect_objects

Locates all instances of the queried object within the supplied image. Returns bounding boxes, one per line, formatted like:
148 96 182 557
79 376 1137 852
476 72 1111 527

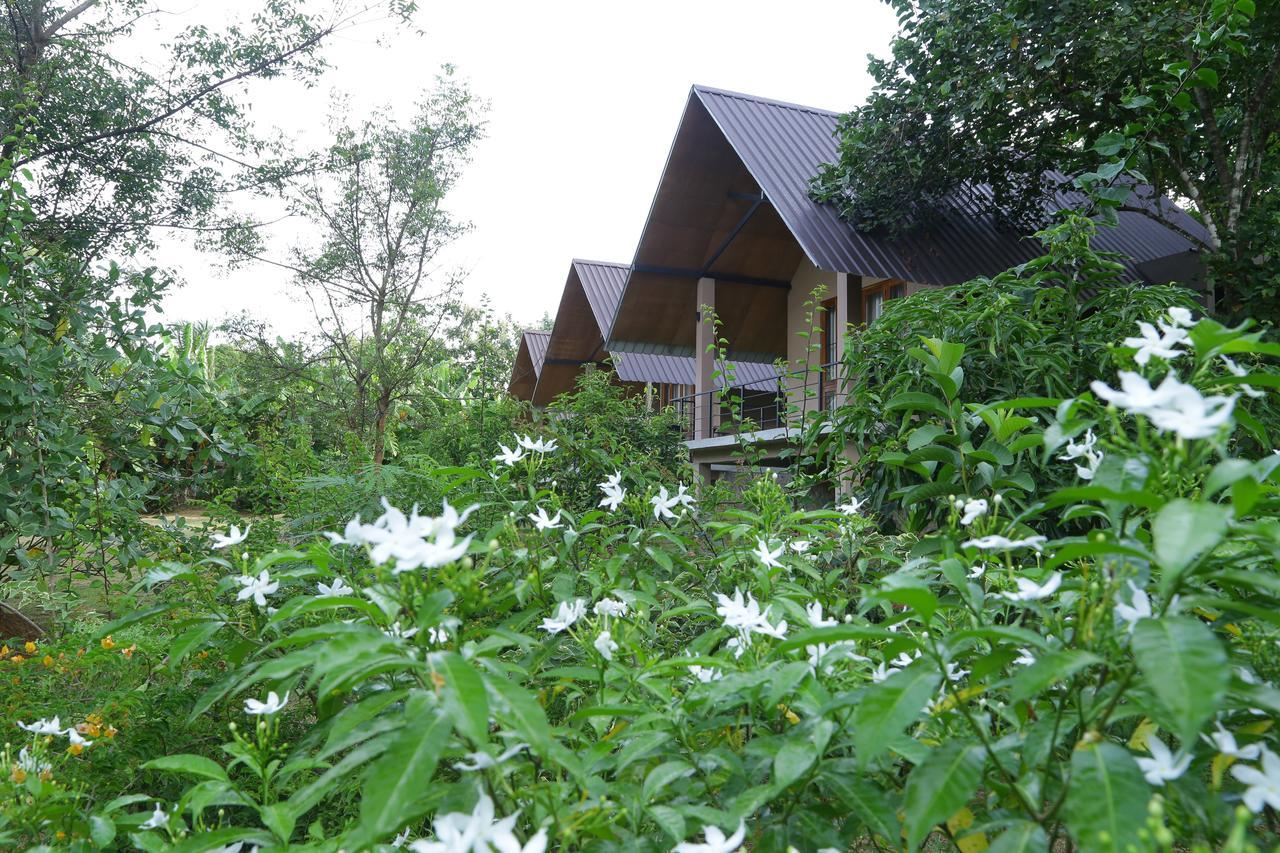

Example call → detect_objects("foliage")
810 0 1280 313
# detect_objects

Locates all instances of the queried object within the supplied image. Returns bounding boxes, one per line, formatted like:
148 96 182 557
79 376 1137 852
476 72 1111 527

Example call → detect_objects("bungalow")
601 85 1210 479
507 329 549 402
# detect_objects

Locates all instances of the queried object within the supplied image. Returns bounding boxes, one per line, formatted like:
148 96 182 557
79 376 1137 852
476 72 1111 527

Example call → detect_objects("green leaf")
1065 742 1149 852
355 693 451 842
773 739 817 791
141 754 228 782
1131 616 1228 743
432 652 489 745
1092 132 1127 156
825 774 902 841
853 663 942 767
1152 499 1229 589
902 742 986 850
986 821 1049 852
89 815 116 847
92 603 179 640
486 672 554 756
644 760 695 802
1009 650 1100 704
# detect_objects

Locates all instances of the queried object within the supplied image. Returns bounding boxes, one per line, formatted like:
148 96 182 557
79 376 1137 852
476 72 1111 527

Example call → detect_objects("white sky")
148 0 899 335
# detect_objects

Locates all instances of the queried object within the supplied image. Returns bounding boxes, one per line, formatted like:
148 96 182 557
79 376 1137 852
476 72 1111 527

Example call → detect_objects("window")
820 297 838 367
863 279 906 324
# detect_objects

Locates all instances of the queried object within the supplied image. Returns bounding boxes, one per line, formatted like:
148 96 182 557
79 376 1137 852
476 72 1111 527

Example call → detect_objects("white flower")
515 433 557 454
674 483 697 509
244 690 289 716
1013 648 1037 666
211 524 251 550
714 588 787 656
408 793 547 853
870 661 899 683
1221 355 1266 398
674 821 746 853
1165 306 1195 328
235 569 279 607
689 664 722 683
384 621 419 641
1114 581 1151 632
333 499 476 574
593 630 618 661
967 565 986 579
316 577 354 598
962 534 1048 552
959 498 988 526
1091 371 1235 439
1135 736 1191 786
1001 572 1062 602
836 496 865 516
427 626 450 645
493 443 526 466
451 743 529 772
540 599 587 635
139 803 169 830
391 829 412 848
944 661 969 682
15 747 50 776
527 506 562 531
593 598 628 619
805 602 838 628
790 539 811 554
753 538 785 570
1059 429 1104 480
66 728 93 749
892 651 920 668
1123 320 1188 366
1204 723 1262 761
17 716 64 735
598 471 627 511
1232 748 1280 813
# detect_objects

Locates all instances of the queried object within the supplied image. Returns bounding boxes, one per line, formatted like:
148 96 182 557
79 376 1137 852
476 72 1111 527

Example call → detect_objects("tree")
272 72 485 465
810 0 1279 314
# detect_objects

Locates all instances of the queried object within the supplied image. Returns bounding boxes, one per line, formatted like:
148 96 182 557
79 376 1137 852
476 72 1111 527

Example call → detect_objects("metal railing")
669 362 841 441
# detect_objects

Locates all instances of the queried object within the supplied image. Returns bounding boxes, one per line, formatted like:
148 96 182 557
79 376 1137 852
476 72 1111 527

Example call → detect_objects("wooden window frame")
863 278 907 324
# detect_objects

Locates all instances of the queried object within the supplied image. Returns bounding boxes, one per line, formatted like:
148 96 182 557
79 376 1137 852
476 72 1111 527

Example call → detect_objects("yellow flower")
42 655 53 668
104 725 118 739
10 655 24 665
24 641 36 654
55 831 66 841
10 765 26 784
0 644 9 658
100 636 115 650
121 644 136 659
67 743 84 756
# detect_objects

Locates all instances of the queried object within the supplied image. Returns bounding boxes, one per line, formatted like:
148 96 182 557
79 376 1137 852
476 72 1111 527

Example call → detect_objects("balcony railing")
669 362 841 441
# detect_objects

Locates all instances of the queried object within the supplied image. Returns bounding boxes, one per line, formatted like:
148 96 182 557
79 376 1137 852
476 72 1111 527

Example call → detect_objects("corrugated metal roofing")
524 329 550 375
692 84 1209 285
573 259 779 387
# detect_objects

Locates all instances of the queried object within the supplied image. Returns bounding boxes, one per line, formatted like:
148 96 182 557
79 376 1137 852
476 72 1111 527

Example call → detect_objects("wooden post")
695 276 716 441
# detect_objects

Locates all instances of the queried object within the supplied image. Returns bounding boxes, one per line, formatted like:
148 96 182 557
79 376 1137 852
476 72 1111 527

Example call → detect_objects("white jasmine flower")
753 538 785 570
805 602 838 628
1221 355 1266 398
1013 648 1036 666
1114 581 1151 632
650 486 681 520
540 599 587 635
892 651 919 669
527 506 562 531
593 598 628 619
391 829 412 848
944 661 969 682
689 664 722 683
870 661 899 683
139 803 169 830
1231 748 1280 813
17 716 64 735
316 577 354 598
408 793 546 853
1136 736 1191 786
837 496 865 516
338 499 476 573
790 540 811 554
959 498 988 526
962 534 1048 552
515 433 557 454
493 443 526 466
967 565 986 579
66 728 92 749
674 821 746 853
1204 723 1262 761
427 626 449 645
593 630 618 661
211 524 251 550
324 515 369 547
714 588 787 656
1123 320 1188 366
451 743 528 772
598 471 626 511
244 691 289 716
15 748 50 776
384 621 419 641
1059 429 1104 480
235 569 279 607
1165 306 1195 328
1002 572 1063 602
1091 371 1235 439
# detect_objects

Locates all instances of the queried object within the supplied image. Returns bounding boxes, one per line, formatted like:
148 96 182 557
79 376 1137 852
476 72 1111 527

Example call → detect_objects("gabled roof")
692 84 1208 285
606 84 1210 361
507 329 550 401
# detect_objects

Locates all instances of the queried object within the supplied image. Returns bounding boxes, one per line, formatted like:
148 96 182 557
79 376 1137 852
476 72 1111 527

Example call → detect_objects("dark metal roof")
524 329 550 375
574 259 778 388
691 84 1210 285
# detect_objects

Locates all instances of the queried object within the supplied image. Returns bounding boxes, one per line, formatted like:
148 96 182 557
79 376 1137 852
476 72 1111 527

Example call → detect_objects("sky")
146 0 900 336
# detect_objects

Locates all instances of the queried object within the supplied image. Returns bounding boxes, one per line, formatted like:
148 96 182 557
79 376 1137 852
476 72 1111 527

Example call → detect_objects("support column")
694 276 716 442
833 273 861 497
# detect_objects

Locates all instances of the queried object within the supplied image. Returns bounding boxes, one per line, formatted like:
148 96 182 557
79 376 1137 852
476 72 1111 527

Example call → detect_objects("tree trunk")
371 394 391 467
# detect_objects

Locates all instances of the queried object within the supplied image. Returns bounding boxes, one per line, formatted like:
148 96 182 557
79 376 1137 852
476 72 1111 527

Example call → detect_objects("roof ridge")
692 83 841 118
523 328 550 336
571 258 630 269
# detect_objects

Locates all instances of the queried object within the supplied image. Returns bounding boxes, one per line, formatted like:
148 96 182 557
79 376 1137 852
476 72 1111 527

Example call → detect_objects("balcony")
669 362 841 442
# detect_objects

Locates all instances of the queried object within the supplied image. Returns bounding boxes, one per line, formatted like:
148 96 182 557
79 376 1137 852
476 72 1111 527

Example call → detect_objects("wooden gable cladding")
533 264 606 406
507 330 549 401
608 93 806 362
